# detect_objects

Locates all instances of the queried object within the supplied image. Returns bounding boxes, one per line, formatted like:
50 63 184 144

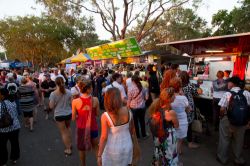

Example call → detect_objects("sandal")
64 149 72 156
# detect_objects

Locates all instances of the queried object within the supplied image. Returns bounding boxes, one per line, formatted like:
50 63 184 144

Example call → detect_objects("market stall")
157 32 250 94
157 32 250 132
86 37 142 65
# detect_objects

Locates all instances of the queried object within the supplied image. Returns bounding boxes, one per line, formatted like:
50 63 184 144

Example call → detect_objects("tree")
0 52 6 61
0 15 100 66
212 0 250 36
128 7 210 50
37 0 201 42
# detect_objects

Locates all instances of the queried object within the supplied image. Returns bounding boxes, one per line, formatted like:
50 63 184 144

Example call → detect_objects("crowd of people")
0 64 249 166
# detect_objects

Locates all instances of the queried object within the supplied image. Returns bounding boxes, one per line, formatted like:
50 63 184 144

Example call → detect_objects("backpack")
227 90 249 126
68 75 76 88
148 109 171 141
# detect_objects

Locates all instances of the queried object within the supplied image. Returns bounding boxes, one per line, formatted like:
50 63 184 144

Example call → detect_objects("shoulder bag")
192 107 204 133
0 101 13 128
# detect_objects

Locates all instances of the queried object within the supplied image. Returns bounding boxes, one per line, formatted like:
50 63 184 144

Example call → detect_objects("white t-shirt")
82 74 90 80
126 78 132 91
38 73 46 82
105 81 127 100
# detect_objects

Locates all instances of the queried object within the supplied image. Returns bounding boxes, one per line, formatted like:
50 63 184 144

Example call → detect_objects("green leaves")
212 0 250 35
0 15 99 66
128 7 210 50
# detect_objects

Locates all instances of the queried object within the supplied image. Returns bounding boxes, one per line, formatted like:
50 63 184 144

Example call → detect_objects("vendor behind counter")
212 71 228 131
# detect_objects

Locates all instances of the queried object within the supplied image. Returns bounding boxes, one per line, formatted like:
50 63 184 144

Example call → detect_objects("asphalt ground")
4 108 250 166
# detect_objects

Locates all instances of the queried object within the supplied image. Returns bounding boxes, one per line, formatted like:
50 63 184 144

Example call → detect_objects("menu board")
86 37 142 60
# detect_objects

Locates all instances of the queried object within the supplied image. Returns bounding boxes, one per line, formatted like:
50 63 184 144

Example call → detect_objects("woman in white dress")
170 78 190 155
98 87 136 166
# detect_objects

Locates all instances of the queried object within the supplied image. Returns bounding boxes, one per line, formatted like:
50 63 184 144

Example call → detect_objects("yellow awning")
70 53 88 63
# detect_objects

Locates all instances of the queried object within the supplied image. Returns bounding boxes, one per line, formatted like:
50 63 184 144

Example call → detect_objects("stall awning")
70 53 89 63
157 32 250 57
60 53 92 64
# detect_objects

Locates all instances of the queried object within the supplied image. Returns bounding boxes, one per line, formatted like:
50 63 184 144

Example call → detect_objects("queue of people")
0 64 249 166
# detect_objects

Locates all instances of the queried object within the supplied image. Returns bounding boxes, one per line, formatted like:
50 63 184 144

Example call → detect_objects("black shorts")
55 114 72 122
23 111 33 118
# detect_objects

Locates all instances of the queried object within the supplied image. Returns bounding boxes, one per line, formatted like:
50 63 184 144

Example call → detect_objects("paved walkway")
6 109 250 166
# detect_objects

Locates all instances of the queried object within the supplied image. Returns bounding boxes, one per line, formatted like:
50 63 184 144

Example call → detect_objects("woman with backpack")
149 87 179 166
49 77 72 156
72 79 100 166
0 88 21 165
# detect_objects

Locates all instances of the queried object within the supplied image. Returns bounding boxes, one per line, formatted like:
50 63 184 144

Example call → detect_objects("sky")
0 0 240 41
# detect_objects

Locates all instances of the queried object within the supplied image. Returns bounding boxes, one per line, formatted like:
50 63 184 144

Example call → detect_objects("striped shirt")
19 85 35 112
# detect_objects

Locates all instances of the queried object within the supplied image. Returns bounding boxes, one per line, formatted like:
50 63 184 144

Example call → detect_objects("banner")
86 37 142 60
66 64 77 73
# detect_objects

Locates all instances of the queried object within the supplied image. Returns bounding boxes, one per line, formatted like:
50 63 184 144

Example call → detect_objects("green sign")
86 37 142 60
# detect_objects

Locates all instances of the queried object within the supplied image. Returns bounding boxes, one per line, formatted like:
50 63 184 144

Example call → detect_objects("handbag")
192 107 204 133
129 111 141 165
0 101 13 128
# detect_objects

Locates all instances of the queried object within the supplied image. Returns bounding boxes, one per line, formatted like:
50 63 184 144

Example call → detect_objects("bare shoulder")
101 112 110 126
167 110 177 116
72 98 81 105
101 112 107 121
93 97 99 103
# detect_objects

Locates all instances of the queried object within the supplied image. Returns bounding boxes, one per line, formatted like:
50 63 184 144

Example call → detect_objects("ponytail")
55 77 66 94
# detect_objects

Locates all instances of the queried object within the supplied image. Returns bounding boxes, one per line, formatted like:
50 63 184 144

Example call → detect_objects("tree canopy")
37 0 201 42
212 0 250 36
128 7 210 50
0 15 100 66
